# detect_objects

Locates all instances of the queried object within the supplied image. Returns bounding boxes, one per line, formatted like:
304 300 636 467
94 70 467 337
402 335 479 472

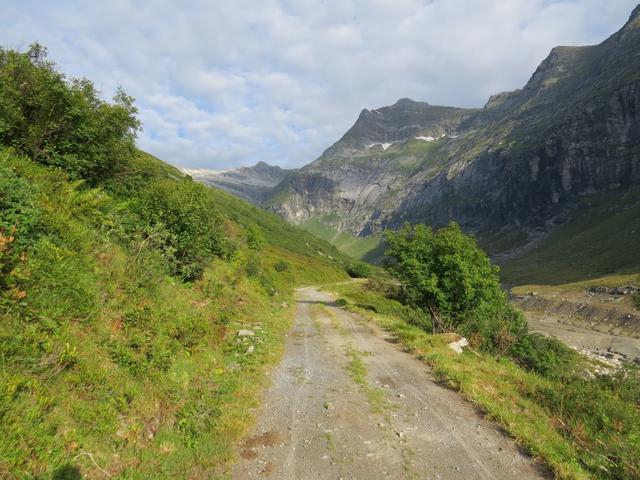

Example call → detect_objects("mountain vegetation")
0 44 349 478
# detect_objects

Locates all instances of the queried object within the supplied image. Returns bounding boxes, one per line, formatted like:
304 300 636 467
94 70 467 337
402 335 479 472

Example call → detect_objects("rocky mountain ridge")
262 6 640 251
183 161 296 204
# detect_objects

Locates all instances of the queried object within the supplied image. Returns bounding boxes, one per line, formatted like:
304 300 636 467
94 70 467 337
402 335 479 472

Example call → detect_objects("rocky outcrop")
329 98 476 150
267 99 477 234
265 7 640 248
393 13 640 233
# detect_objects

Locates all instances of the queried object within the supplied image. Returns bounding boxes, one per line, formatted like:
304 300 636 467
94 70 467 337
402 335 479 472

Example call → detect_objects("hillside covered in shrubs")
0 44 349 478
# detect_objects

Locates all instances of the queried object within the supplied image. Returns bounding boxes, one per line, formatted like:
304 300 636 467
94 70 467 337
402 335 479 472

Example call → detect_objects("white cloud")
0 0 637 169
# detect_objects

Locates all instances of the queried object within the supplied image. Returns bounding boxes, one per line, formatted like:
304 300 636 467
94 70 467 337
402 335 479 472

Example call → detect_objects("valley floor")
526 313 640 364
510 274 640 364
229 286 548 479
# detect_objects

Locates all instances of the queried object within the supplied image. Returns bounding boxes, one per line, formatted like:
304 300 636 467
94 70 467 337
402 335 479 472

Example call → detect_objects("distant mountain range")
190 5 640 271
183 161 295 204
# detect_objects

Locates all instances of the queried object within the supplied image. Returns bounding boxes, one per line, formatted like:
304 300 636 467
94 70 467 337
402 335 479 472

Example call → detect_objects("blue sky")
1 0 637 169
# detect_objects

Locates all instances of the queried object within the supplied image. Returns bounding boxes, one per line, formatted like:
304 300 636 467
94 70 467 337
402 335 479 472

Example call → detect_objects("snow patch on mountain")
366 142 394 150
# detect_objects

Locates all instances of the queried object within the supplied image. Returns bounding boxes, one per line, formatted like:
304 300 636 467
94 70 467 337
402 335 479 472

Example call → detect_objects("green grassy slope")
0 45 353 479
500 187 640 285
0 149 348 479
108 151 354 268
207 187 354 265
299 217 380 260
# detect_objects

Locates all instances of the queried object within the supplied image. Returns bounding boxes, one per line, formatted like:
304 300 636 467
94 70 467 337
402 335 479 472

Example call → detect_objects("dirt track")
230 287 549 479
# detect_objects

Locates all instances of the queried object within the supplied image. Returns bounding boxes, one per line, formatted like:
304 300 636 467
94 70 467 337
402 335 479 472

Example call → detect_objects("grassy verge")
1 248 341 479
324 281 640 480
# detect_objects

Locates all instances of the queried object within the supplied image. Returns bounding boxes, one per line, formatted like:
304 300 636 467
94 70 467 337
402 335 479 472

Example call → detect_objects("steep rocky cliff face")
267 99 478 234
395 10 640 233
184 161 295 204
265 8 640 249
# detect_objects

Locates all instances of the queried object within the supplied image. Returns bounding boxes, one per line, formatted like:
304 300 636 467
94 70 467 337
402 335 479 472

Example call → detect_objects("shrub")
274 260 289 272
509 332 578 378
346 261 371 278
20 238 99 322
363 277 403 301
246 226 265 251
129 223 179 285
134 178 235 280
384 222 526 350
0 44 140 181
0 161 41 291
244 254 262 278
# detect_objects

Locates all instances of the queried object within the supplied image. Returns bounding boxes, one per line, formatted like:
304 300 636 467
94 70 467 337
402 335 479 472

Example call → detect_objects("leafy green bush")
246 226 266 250
459 300 527 353
0 44 140 181
346 261 371 278
134 178 235 280
509 332 578 378
0 161 41 291
384 222 525 351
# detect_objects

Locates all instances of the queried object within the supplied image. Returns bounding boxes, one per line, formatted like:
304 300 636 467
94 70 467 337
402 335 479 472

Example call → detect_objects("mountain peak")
619 4 640 32
254 161 274 169
394 97 421 106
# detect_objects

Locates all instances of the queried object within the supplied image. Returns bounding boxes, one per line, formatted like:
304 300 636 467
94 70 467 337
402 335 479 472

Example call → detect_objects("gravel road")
230 287 549 479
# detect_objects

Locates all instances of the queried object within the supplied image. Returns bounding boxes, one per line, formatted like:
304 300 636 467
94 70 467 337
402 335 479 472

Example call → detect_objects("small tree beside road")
384 222 526 352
